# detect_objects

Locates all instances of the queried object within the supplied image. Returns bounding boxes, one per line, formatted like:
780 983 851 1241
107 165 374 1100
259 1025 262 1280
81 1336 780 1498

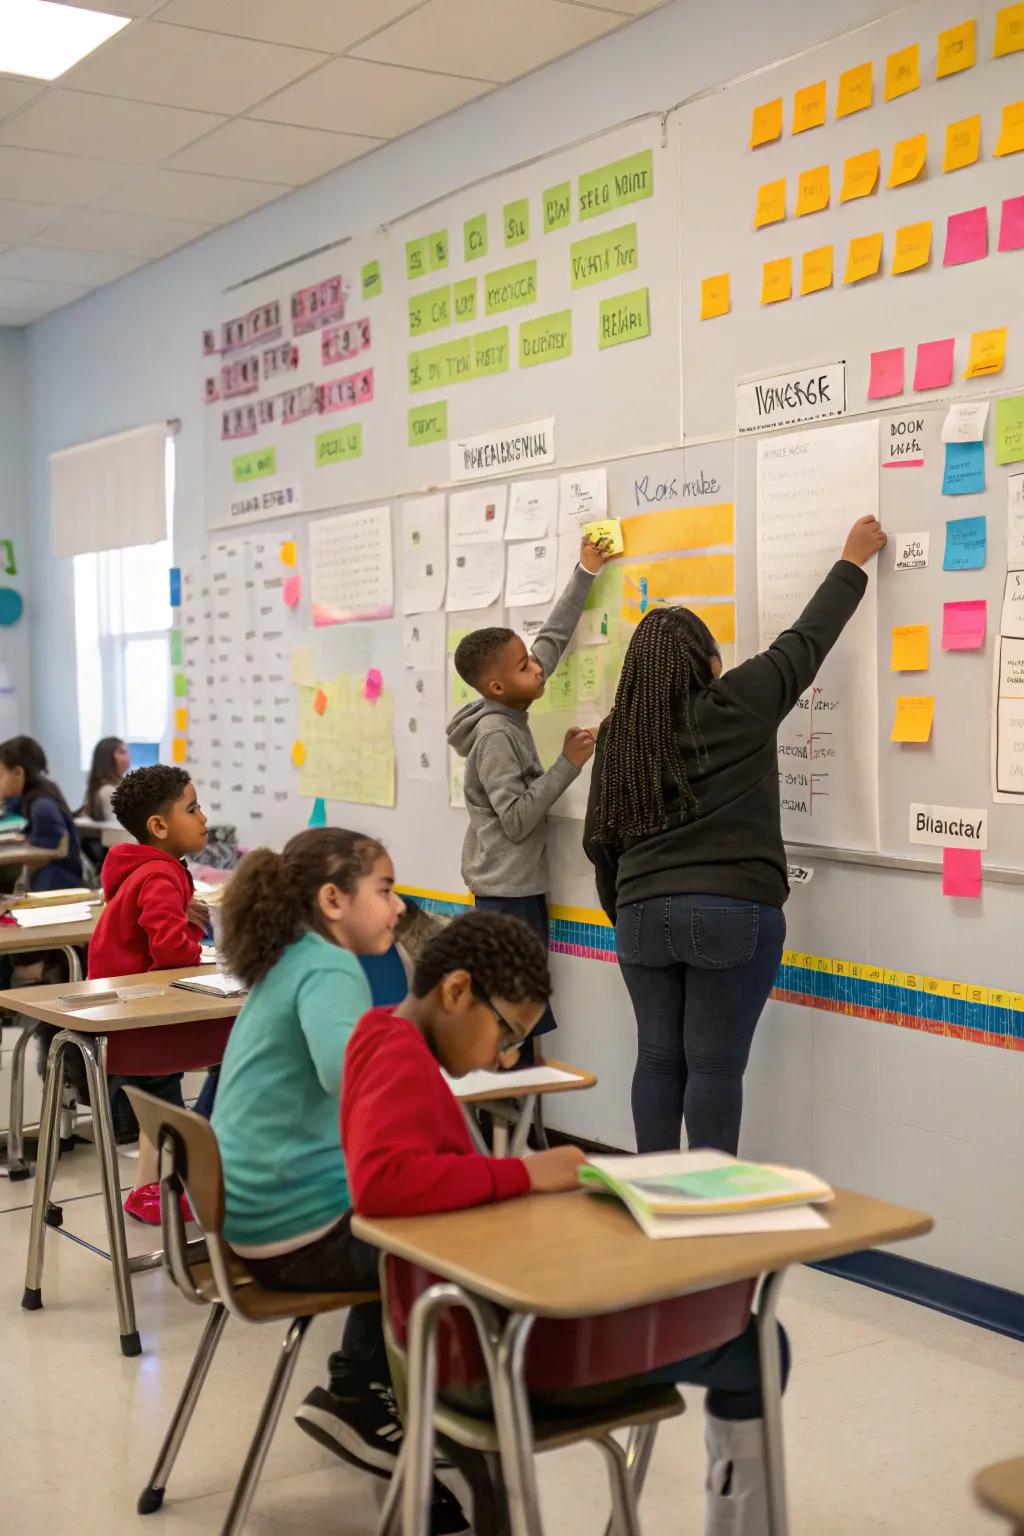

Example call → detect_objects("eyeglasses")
474 987 526 1055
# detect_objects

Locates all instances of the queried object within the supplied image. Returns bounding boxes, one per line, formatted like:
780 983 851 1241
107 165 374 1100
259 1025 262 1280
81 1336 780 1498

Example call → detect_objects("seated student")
89 764 216 1224
343 911 789 1536
0 735 84 893
78 736 129 870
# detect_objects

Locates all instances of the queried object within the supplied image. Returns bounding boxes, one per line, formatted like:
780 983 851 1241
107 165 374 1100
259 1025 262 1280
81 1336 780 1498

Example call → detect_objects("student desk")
976 1456 1024 1533
0 843 65 888
0 967 245 1356
354 1188 932 1536
74 815 133 849
453 1059 597 1156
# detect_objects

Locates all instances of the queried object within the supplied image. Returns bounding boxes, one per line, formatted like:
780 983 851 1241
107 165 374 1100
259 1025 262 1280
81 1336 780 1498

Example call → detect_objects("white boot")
704 1412 770 1536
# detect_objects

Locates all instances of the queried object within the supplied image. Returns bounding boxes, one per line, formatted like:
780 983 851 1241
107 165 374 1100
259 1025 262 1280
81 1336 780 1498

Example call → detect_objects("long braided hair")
589 606 718 844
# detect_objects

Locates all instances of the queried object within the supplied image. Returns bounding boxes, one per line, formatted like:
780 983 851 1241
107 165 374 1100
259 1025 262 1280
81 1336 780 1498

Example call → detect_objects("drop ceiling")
0 0 668 327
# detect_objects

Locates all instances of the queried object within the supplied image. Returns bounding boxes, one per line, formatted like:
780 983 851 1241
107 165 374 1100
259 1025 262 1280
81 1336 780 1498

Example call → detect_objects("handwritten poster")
558 468 608 534
446 543 505 612
449 484 509 544
297 672 395 806
506 477 558 540
309 506 394 625
400 495 446 614
505 539 558 607
399 669 445 783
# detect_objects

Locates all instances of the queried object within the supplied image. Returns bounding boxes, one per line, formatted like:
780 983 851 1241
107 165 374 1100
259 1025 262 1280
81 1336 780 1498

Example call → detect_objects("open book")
170 972 246 998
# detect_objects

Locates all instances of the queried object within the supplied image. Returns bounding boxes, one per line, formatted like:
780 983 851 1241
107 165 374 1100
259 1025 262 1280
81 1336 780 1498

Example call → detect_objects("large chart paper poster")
757 418 880 851
393 116 681 491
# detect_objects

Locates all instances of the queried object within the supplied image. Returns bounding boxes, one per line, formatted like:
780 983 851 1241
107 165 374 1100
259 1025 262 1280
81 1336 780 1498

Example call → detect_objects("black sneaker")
295 1381 403 1477
429 1480 471 1535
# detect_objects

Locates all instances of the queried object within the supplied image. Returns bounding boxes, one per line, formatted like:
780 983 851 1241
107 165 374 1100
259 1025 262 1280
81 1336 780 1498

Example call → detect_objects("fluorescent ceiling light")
0 0 129 81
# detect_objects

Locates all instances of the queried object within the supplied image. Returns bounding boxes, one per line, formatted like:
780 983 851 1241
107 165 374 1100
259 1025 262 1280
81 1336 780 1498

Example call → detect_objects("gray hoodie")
446 564 595 897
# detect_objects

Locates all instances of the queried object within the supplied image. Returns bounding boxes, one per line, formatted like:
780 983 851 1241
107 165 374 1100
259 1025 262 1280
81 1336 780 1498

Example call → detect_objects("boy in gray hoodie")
446 534 611 1058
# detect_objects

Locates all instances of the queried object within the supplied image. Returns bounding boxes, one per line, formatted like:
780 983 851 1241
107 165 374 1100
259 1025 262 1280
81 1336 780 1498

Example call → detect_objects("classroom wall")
0 328 32 728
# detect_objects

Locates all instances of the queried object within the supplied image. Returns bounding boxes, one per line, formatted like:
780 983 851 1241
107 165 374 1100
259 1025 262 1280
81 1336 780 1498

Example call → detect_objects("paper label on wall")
403 611 445 671
400 670 445 783
505 539 557 607
1001 571 1024 639
228 480 302 525
506 478 557 540
908 804 988 850
737 363 846 435
309 506 393 626
400 495 447 614
941 401 989 443
883 414 925 468
787 864 815 884
446 544 505 612
449 484 508 544
449 417 554 483
893 533 930 571
1008 475 1024 568
993 636 1024 801
558 468 608 535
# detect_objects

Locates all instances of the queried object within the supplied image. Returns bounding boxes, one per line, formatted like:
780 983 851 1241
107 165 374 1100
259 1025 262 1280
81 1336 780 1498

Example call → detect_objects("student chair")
124 1089 378 1536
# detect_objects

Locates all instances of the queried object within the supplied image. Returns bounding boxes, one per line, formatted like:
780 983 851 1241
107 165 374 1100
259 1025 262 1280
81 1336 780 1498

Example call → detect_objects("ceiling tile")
0 275 93 311
33 206 215 257
0 245 146 284
94 166 291 222
63 20 328 117
352 0 620 83
153 0 427 52
559 0 664 11
0 196 67 241
61 0 161 13
165 117 380 184
0 146 134 205
251 56 490 138
0 79 44 123
0 91 225 165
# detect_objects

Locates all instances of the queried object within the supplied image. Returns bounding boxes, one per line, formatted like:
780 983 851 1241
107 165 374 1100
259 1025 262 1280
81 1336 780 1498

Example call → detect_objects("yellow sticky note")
995 100 1024 156
795 164 830 216
700 273 730 319
291 740 307 768
944 114 981 171
891 695 934 743
937 19 976 76
844 232 883 284
892 220 932 274
800 244 833 295
280 539 297 568
583 519 624 555
754 178 786 228
761 256 792 304
840 148 880 202
994 2 1024 56
963 327 1007 379
750 97 783 147
891 625 930 671
887 132 927 187
792 81 826 134
174 707 188 733
837 61 873 117
885 43 920 100
171 738 188 764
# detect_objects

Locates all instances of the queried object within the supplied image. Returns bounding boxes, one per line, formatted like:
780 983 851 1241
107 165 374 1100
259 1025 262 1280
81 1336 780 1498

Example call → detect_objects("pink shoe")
123 1183 195 1225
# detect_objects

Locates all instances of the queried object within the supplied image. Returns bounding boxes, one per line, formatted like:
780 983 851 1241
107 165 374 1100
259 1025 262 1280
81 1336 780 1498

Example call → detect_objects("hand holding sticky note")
892 696 934 743
583 519 624 555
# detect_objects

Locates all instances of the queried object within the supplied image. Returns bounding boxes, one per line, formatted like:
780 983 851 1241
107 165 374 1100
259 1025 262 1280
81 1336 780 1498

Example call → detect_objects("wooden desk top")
0 967 246 1034
0 915 99 953
976 1456 1024 1524
0 844 61 871
457 1059 597 1105
353 1187 932 1319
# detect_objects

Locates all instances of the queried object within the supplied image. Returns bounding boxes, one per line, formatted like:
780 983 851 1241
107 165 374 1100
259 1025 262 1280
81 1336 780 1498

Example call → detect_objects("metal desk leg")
58 947 83 1144
508 1098 535 1159
460 1104 492 1157
492 1312 543 1536
77 1032 141 1355
21 1032 67 1309
5 1019 38 1178
757 1270 790 1536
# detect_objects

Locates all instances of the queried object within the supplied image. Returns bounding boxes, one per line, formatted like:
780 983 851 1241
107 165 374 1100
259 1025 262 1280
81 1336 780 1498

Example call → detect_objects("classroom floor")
1 1143 1020 1536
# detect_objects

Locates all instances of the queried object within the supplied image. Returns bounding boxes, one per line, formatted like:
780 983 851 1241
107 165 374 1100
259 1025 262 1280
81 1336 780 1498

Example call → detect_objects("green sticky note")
409 337 472 392
546 654 577 709
485 259 537 315
543 181 571 232
995 394 1024 466
406 237 428 280
472 326 511 379
173 673 188 698
578 148 654 221
453 278 477 324
519 310 572 368
232 446 276 483
315 423 362 467
408 283 451 337
570 222 638 288
408 401 448 446
504 198 530 247
361 260 381 299
464 213 487 261
170 630 183 666
598 287 650 349
428 229 448 271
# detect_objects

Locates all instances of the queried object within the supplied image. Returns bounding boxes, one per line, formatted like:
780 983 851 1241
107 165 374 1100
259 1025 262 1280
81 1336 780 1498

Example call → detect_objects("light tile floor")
1 1142 1020 1535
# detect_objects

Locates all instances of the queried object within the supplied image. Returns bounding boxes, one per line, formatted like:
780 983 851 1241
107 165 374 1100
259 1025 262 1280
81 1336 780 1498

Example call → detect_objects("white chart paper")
446 543 505 612
506 478 558 540
505 539 558 608
403 612 445 671
993 636 1024 803
449 485 508 545
558 468 607 535
399 669 445 783
1008 474 1024 570
400 495 447 614
309 506 393 626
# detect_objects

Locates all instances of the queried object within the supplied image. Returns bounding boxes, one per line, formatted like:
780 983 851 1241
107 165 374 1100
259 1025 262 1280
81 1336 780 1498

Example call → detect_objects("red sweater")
342 1008 531 1218
89 843 204 980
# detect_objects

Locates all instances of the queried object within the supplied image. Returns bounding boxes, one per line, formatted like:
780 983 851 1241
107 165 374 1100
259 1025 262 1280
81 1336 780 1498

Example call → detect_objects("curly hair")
411 910 551 1004
453 626 516 689
220 828 386 988
111 765 191 842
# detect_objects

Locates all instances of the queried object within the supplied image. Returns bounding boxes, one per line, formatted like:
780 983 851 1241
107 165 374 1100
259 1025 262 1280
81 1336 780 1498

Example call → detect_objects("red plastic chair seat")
105 1018 234 1076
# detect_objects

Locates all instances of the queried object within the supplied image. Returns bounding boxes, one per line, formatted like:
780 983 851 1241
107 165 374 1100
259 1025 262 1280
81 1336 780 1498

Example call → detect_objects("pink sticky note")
998 195 1024 253
914 337 955 390
283 574 301 607
942 599 987 650
868 347 905 399
942 846 981 898
943 206 988 266
363 667 382 702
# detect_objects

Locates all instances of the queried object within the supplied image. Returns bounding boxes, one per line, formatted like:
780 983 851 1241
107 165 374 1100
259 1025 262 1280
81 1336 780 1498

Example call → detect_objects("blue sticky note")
169 567 181 606
941 440 985 496
308 797 327 828
943 515 987 572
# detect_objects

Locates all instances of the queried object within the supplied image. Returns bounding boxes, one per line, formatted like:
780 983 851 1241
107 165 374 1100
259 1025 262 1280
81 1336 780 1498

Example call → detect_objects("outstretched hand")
842 516 886 567
580 534 614 573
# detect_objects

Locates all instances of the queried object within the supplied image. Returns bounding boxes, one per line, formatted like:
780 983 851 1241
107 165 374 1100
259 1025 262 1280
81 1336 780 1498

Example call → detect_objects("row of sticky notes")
891 603 988 669
867 334 1009 401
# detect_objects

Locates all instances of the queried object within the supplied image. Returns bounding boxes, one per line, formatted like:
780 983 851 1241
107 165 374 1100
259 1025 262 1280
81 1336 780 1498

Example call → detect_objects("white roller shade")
49 422 167 558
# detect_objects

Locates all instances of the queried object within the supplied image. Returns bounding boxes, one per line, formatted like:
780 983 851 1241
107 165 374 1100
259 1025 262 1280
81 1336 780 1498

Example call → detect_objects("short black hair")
111 765 192 843
412 910 551 1005
453 626 517 690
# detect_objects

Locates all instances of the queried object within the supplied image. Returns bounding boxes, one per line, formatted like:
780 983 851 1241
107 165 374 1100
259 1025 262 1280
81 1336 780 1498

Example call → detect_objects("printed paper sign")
787 864 815 884
450 417 555 483
908 803 988 850
893 532 929 571
737 362 846 434
227 480 302 525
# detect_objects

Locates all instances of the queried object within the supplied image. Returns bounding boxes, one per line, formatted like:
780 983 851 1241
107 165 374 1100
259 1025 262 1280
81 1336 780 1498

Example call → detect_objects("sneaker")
123 1184 195 1226
295 1382 404 1478
429 1480 471 1535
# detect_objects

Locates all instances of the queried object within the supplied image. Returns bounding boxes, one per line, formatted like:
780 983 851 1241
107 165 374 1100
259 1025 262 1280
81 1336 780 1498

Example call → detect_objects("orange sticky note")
172 738 187 764
885 43 920 100
840 148 880 202
844 232 883 284
700 273 730 319
313 688 328 716
944 114 981 171
800 244 833 295
887 132 928 187
891 695 934 743
995 100 1024 156
280 539 297 568
891 624 929 671
291 740 307 768
795 164 830 216
174 707 188 733
937 19 976 76
837 61 873 117
754 178 786 228
994 2 1024 57
792 81 827 134
892 220 932 274
750 97 783 147
761 257 792 304
963 327 1007 379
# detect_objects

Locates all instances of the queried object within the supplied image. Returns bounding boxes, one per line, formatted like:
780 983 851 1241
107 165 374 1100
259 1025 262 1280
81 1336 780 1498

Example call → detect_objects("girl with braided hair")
584 514 885 1159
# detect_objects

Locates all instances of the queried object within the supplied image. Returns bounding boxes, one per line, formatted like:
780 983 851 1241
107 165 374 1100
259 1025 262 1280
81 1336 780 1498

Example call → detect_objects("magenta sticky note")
283 574 301 607
913 337 955 390
363 667 383 702
943 207 988 266
868 347 905 400
998 195 1024 253
942 599 987 651
942 846 981 898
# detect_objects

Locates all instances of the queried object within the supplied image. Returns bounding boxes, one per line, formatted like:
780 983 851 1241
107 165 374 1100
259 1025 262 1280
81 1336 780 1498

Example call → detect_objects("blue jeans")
616 895 786 1155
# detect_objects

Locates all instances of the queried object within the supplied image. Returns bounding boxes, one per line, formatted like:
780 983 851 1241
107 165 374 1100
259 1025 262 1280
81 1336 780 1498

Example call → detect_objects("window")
73 437 175 771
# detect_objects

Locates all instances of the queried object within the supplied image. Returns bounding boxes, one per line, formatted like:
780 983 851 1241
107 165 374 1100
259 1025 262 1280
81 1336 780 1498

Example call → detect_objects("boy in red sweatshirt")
343 911 790 1536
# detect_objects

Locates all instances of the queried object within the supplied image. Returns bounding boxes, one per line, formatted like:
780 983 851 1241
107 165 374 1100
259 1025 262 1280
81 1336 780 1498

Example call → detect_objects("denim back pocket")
615 902 644 965
690 905 760 969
